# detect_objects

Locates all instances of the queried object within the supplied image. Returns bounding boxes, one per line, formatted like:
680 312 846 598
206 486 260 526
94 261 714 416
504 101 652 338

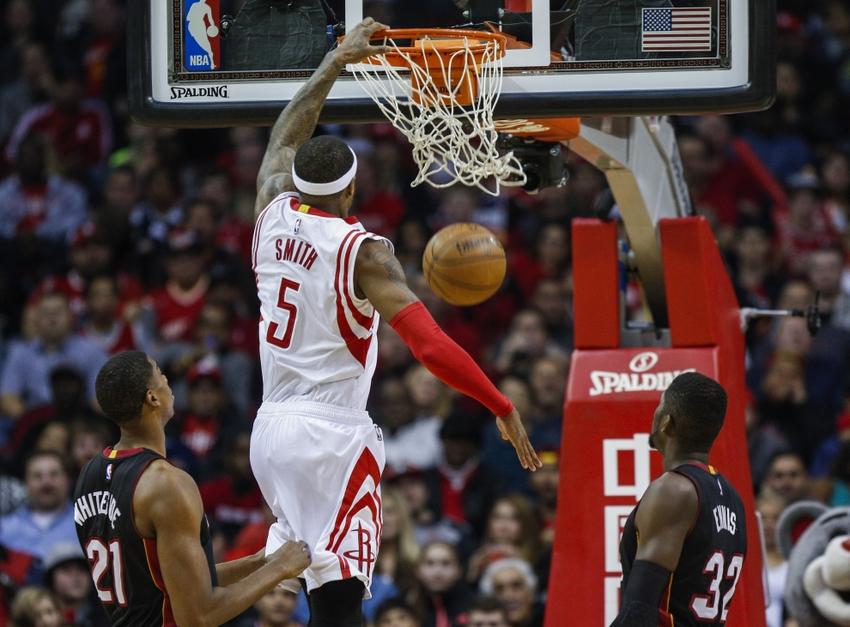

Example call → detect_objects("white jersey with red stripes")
253 191 391 410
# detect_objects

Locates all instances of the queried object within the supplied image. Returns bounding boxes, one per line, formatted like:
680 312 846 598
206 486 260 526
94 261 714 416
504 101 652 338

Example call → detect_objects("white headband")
292 148 358 196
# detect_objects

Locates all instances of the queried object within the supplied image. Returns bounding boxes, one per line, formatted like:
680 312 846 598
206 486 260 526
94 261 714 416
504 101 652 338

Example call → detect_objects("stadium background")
0 0 849 625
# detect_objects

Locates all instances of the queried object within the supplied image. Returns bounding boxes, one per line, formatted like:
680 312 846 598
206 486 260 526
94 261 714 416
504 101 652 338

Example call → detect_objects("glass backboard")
129 0 775 127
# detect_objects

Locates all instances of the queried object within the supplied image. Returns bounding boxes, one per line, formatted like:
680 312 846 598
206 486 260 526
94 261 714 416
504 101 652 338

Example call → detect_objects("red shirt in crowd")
146 279 209 343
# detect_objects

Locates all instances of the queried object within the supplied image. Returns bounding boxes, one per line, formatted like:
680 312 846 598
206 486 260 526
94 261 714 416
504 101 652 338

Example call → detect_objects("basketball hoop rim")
349 28 508 68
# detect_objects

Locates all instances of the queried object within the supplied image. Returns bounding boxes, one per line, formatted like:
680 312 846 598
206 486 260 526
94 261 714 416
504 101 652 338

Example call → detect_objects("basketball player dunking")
74 352 312 626
250 17 542 627
612 372 748 627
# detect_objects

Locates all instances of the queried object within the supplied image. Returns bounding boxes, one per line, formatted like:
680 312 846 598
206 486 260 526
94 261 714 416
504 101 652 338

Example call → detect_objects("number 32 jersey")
253 192 392 410
619 462 747 626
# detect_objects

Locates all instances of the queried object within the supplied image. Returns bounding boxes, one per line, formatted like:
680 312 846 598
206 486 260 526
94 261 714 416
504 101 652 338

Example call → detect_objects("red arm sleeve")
390 302 513 418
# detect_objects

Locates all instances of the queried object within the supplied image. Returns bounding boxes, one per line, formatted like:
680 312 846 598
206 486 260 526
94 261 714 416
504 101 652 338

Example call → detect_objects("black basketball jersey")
619 462 747 627
73 447 217 626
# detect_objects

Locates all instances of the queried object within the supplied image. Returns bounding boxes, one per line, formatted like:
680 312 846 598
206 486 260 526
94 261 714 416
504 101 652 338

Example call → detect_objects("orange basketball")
422 223 506 306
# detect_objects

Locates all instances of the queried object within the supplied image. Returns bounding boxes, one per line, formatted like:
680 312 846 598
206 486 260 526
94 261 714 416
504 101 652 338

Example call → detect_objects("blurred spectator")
822 439 850 506
776 171 840 276
758 490 789 627
372 488 420 610
82 274 148 354
493 310 566 379
821 151 850 231
0 451 76 562
0 292 106 419
807 247 850 330
508 224 570 300
43 543 108 627
382 367 448 474
390 468 471 553
479 558 542 627
198 430 264 543
143 230 209 345
745 399 791 492
5 64 111 183
10 366 101 466
9 586 64 627
352 153 405 238
0 134 87 243
32 221 143 323
527 357 567 450
127 166 183 283
466 495 542 584
166 357 240 477
411 541 473 627
427 414 501 539
373 598 421 627
158 303 254 417
481 378 535 494
0 546 38 626
235 587 303 627
467 596 510 627
530 279 571 350
810 406 850 500
528 450 559 549
0 42 52 144
67 420 114 479
763 452 810 503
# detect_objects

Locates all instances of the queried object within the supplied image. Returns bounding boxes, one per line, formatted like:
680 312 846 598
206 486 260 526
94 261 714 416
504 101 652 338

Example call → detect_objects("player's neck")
663 447 709 471
115 418 167 457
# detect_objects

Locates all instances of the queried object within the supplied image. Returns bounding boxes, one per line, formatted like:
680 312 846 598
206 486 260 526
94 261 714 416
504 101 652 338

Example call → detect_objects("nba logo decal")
183 0 221 71
105 463 113 481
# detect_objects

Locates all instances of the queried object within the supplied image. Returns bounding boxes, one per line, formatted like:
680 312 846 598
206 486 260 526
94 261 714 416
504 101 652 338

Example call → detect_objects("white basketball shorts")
250 400 385 597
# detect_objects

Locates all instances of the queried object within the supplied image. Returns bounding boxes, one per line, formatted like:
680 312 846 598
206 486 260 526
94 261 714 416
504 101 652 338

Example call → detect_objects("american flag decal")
641 7 712 52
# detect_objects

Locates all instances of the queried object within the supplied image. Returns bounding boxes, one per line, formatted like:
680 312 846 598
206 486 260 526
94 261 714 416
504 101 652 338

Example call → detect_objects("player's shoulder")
135 459 201 512
642 471 699 513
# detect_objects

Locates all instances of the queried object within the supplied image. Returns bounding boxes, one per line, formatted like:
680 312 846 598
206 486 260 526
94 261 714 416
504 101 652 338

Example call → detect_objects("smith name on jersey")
253 192 392 411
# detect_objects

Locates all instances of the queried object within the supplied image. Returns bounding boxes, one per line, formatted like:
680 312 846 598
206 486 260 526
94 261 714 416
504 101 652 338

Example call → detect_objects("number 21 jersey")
619 462 748 626
74 448 217 626
254 192 392 411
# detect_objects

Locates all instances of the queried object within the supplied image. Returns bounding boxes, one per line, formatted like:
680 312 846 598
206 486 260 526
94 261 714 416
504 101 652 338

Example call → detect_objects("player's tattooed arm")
254 18 390 218
355 239 420 320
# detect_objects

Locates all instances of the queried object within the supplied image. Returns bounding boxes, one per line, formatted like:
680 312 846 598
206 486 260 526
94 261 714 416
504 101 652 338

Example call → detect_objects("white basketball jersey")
253 192 391 410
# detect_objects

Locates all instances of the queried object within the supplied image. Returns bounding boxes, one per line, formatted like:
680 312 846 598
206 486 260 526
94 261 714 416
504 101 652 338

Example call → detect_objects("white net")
350 33 526 196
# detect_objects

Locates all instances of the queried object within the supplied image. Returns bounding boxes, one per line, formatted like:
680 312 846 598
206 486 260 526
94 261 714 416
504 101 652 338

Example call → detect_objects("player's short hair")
663 372 727 452
293 136 355 190
95 351 154 424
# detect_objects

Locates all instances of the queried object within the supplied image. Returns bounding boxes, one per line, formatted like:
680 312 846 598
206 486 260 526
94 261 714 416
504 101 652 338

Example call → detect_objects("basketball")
422 223 506 306
207 25 219 38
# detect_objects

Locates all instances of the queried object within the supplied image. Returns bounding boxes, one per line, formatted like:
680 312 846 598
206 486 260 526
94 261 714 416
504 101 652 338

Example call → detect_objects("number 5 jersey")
253 192 392 411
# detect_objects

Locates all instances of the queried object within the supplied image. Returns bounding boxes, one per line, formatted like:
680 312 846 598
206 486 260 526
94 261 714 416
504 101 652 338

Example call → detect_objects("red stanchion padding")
572 219 620 349
546 216 765 627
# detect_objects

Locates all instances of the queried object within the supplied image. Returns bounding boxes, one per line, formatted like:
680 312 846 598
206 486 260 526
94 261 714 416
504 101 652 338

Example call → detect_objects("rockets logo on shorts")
183 0 221 71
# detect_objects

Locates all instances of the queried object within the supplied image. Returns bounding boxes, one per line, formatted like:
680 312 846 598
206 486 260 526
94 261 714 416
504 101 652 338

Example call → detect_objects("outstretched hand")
497 408 543 472
334 17 391 65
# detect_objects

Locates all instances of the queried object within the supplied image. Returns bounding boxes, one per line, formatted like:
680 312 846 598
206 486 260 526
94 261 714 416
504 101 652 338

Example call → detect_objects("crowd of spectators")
0 0 849 626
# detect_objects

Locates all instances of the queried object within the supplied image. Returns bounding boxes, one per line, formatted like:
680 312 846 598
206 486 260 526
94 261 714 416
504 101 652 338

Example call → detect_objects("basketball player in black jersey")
611 372 747 627
74 351 312 626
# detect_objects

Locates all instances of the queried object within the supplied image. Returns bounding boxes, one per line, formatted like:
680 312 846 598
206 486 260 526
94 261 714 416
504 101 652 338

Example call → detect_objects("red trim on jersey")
102 447 146 459
337 555 351 579
341 231 374 330
681 461 717 475
658 573 674 627
326 447 382 553
334 230 372 366
142 538 176 626
290 199 359 224
252 203 273 271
